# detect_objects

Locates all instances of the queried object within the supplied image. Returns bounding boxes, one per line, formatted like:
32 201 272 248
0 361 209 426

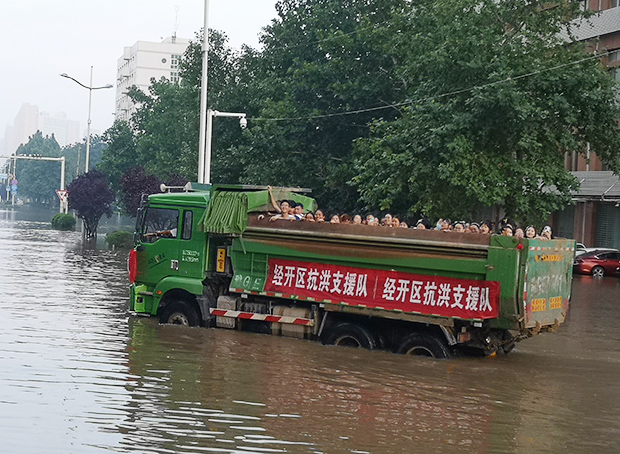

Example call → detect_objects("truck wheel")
160 300 200 326
591 266 605 277
396 333 451 359
322 322 377 350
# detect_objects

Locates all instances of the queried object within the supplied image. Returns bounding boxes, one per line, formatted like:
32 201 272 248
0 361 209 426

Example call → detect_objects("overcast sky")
0 0 278 146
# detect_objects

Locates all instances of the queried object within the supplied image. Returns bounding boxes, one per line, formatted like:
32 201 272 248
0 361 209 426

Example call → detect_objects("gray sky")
0 0 278 144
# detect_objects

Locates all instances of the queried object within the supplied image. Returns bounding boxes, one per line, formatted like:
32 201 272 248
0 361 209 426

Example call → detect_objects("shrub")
51 213 76 231
105 230 134 249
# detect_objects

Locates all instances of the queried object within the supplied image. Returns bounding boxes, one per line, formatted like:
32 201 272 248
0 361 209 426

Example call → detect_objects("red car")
573 250 620 277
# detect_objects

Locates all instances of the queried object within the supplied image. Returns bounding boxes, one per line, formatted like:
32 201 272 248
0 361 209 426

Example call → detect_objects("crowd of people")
263 194 554 240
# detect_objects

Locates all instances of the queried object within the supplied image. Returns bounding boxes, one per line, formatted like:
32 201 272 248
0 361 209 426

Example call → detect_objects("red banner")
264 258 500 320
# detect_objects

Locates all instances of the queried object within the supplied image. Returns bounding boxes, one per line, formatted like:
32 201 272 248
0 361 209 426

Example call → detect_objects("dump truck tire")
396 333 451 359
160 300 200 326
322 322 377 350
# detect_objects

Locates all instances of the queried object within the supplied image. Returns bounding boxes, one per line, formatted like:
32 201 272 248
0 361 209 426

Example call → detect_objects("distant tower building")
115 36 191 122
1 103 80 155
39 111 80 147
6 103 39 154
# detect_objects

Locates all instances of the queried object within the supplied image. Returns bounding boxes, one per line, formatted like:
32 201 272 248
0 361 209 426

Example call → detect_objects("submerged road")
1 208 619 453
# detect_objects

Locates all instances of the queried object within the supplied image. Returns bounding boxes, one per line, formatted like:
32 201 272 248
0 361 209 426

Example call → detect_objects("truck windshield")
141 207 179 243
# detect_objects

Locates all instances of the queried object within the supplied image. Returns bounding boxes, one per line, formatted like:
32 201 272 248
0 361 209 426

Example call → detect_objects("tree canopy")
100 0 620 226
13 132 62 205
98 29 241 186
352 0 620 224
8 131 107 207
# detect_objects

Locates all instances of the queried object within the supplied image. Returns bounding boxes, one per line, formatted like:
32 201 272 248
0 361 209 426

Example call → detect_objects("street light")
198 0 211 184
60 67 113 173
197 0 247 185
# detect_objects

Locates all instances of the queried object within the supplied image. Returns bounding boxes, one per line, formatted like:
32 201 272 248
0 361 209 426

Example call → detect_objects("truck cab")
130 191 211 324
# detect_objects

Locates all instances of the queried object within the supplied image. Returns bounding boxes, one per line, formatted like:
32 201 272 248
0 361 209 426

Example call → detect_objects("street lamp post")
60 67 113 173
197 0 247 185
198 0 210 184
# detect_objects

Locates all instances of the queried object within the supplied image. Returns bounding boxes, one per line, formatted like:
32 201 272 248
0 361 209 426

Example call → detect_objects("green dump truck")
128 184 574 358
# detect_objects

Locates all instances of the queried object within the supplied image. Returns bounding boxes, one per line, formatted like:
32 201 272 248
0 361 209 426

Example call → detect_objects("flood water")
1 208 620 454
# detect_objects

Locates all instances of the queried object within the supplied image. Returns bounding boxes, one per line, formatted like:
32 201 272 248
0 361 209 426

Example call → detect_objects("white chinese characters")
381 278 493 313
270 262 496 315
272 264 368 298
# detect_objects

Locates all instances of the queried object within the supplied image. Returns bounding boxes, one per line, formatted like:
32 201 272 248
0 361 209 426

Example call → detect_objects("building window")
609 49 620 63
611 67 620 83
170 72 180 83
171 54 181 69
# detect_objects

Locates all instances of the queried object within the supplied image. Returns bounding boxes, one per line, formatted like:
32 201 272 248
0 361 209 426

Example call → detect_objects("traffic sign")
56 190 69 202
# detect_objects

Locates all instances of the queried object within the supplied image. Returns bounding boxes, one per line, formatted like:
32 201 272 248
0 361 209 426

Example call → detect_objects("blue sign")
0 173 7 179
11 184 17 194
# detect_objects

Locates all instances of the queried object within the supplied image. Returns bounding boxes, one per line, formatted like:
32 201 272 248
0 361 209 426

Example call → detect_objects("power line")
248 50 612 123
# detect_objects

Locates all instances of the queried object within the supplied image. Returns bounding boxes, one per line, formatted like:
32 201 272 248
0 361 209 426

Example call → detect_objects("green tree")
98 121 139 190
86 135 107 172
15 132 62 205
129 80 199 179
61 142 84 183
98 0 620 224
61 137 106 183
353 0 620 225
233 0 408 211
99 29 242 185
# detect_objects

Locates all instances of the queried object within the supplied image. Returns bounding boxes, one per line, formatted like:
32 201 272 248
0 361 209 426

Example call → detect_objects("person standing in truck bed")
270 200 294 221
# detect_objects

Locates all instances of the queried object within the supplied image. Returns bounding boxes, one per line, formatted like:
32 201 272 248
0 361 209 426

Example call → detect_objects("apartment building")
115 36 190 122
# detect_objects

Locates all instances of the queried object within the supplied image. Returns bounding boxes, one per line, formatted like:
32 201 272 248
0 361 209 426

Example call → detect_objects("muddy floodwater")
1 208 620 454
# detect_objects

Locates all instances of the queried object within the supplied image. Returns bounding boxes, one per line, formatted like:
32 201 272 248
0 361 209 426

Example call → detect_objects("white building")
115 36 191 122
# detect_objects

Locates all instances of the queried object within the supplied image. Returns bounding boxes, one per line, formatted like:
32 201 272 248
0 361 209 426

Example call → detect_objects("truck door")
137 207 181 284
177 209 205 278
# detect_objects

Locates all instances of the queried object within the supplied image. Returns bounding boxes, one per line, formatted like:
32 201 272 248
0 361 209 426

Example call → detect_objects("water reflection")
121 320 316 454
0 212 131 453
1 210 620 453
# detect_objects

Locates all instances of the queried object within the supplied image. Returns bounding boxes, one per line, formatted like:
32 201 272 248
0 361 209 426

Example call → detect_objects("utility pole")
198 0 210 184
